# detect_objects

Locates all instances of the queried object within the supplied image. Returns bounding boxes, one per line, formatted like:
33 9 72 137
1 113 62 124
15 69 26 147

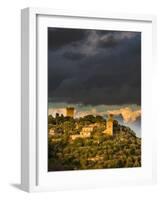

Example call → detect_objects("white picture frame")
21 7 157 192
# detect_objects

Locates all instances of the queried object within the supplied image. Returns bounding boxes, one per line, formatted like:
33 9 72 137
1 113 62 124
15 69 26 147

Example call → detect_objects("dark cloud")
63 52 84 60
98 35 119 48
48 28 141 105
48 27 87 50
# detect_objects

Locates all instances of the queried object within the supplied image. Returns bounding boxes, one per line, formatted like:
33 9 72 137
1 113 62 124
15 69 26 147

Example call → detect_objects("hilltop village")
48 107 141 171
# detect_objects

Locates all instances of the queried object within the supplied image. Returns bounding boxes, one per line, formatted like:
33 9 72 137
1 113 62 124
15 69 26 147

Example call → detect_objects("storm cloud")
48 27 141 105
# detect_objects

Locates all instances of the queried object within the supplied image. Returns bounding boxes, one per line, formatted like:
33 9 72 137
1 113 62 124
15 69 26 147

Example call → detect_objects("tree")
116 159 124 168
63 121 74 133
95 115 106 123
126 157 133 167
73 138 84 147
48 115 55 124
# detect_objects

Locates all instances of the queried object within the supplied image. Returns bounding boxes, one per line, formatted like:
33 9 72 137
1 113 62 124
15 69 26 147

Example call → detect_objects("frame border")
21 7 157 192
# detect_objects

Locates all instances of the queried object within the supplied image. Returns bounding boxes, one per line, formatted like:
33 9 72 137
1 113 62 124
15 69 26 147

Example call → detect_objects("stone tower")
103 114 113 136
66 107 74 118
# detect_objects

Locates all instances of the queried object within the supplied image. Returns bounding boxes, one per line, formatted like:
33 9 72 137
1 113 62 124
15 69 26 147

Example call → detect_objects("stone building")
70 135 82 140
49 128 56 136
70 124 95 140
80 124 95 137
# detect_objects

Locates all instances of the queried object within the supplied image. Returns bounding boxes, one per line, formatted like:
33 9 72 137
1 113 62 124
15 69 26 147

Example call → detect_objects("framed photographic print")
21 8 156 192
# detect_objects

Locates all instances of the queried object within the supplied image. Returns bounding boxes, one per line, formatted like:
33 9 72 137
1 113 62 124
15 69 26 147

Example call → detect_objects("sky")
48 27 141 106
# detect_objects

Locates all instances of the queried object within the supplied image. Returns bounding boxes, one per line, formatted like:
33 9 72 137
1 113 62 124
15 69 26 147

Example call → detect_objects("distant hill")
102 114 141 138
108 113 141 137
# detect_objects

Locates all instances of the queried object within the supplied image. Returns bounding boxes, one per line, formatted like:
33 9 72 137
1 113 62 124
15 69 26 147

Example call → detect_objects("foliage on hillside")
48 114 141 171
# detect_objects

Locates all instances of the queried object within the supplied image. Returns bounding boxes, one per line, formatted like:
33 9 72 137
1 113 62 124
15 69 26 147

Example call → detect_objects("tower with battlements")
66 107 74 118
103 114 114 136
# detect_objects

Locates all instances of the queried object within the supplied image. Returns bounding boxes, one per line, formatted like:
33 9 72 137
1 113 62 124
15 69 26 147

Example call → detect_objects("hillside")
48 114 141 171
